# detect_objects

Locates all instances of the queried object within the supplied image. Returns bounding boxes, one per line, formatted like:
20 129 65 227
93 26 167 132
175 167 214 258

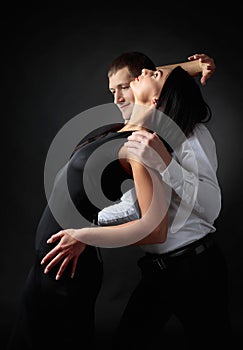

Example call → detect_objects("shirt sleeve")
160 125 221 223
98 188 140 226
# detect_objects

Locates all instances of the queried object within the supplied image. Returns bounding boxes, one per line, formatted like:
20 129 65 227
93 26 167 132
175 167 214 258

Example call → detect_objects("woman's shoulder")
80 123 124 144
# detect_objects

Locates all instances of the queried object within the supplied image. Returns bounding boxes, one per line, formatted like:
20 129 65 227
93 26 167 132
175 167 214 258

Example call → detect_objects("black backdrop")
2 5 243 349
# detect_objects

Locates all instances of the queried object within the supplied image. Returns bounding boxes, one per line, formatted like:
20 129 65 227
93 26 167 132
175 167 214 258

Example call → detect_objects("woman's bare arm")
157 53 216 85
41 145 168 279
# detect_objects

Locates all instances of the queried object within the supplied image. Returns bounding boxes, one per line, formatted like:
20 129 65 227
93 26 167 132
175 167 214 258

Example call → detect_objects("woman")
42 65 212 253
7 66 171 350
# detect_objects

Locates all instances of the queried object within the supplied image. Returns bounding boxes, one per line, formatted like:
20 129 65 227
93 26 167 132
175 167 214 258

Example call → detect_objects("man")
98 52 215 224
98 52 232 350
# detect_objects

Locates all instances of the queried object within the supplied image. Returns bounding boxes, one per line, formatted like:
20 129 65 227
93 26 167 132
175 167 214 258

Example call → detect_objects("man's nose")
114 92 125 104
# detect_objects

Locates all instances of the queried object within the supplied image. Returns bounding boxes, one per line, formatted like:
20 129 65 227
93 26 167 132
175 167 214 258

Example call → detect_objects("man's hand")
125 130 172 173
188 53 216 86
40 229 87 280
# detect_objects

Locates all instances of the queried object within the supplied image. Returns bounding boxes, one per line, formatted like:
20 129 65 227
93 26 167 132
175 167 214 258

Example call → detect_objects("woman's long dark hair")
157 66 212 137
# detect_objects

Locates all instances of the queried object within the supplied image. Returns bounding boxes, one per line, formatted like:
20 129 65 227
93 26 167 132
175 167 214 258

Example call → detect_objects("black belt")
138 234 215 272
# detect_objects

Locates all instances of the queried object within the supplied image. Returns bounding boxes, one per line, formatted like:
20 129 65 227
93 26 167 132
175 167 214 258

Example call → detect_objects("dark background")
2 4 243 348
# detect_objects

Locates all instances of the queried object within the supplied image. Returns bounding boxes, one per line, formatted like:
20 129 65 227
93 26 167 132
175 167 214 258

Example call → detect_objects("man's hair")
157 66 212 137
108 51 156 78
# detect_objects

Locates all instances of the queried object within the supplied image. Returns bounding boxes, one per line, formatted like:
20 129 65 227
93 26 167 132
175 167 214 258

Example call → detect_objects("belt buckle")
153 256 167 270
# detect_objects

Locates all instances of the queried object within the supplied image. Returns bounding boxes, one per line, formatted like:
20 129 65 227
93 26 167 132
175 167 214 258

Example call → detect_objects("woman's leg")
7 246 103 350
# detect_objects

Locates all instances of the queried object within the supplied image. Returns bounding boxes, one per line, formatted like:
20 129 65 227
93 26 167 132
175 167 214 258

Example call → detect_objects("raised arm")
157 53 216 85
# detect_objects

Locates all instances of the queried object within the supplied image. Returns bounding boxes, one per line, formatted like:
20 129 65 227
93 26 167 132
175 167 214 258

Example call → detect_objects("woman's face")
130 68 170 107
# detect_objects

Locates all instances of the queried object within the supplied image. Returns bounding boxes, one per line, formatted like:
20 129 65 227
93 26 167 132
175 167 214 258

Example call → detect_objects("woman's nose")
141 68 150 75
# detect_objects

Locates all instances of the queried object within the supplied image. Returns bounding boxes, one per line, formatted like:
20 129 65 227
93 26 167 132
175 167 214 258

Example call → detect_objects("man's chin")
122 114 131 123
120 107 132 122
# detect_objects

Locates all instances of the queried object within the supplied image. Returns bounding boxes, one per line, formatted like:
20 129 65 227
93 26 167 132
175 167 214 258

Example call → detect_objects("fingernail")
44 268 48 274
56 275 60 281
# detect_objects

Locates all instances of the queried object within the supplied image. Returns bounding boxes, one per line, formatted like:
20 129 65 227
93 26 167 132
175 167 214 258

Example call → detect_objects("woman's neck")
119 104 155 132
118 123 144 132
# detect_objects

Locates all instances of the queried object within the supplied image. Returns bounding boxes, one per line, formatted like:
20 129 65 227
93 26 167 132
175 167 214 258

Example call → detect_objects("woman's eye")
153 71 159 78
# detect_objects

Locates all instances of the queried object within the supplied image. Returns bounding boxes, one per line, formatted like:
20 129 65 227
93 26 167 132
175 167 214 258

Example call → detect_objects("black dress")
7 127 133 350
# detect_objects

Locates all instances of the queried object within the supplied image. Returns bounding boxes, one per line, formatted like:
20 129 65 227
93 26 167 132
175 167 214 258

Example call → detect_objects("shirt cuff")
160 158 183 188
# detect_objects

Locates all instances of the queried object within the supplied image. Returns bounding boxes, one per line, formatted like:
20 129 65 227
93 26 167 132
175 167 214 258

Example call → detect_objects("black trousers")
112 240 232 350
7 245 103 350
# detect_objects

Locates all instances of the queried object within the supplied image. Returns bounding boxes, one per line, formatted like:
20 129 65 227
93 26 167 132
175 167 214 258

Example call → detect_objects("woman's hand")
188 53 216 85
40 229 87 280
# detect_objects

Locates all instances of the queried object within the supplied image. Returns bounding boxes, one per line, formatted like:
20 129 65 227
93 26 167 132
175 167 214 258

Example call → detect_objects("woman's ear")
152 97 158 106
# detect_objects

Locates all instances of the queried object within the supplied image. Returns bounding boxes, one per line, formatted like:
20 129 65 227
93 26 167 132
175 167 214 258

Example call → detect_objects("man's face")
109 67 135 122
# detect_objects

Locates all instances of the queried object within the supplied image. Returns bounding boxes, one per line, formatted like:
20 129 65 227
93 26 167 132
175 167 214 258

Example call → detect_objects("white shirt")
98 124 221 254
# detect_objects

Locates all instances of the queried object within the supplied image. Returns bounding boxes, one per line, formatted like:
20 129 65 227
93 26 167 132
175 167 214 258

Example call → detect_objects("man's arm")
124 128 221 223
